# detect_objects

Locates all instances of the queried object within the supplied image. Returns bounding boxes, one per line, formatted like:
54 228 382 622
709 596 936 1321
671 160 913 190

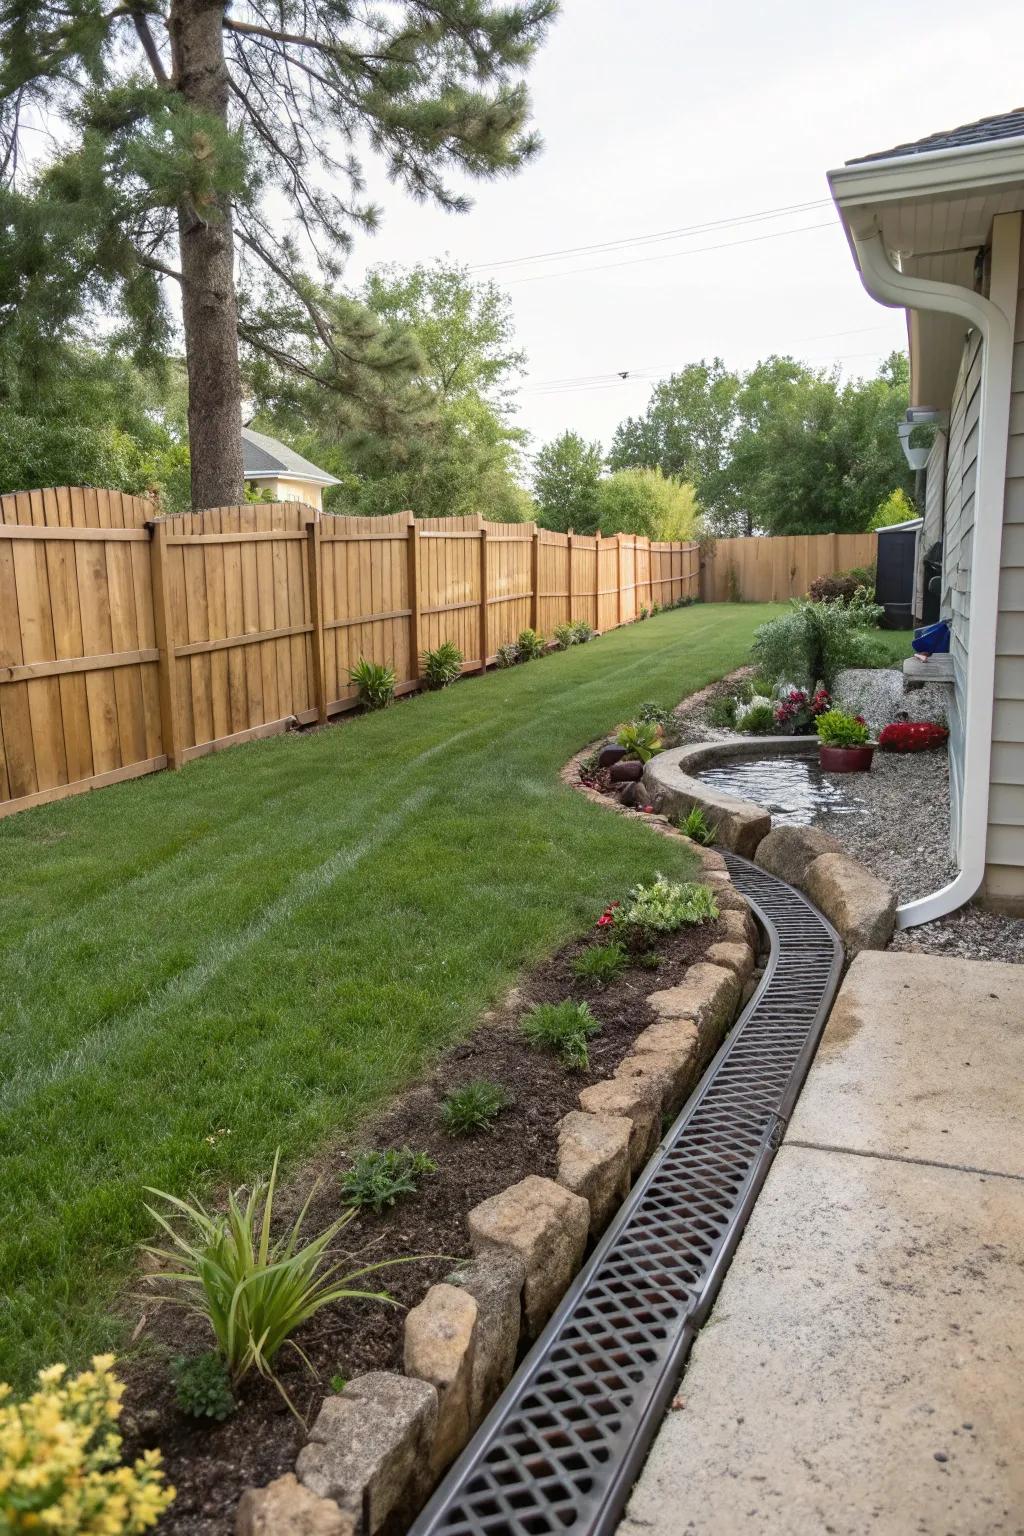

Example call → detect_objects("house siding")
916 429 946 620
942 329 982 852
986 235 1024 906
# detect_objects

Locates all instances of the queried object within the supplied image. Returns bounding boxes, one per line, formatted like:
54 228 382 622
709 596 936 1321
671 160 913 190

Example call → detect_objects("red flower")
878 721 949 753
596 914 613 927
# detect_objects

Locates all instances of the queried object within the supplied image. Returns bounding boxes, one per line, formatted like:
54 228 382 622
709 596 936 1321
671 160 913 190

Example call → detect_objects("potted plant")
816 707 874 773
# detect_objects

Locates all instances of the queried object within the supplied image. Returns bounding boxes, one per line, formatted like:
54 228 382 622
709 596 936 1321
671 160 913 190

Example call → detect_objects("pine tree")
0 0 556 507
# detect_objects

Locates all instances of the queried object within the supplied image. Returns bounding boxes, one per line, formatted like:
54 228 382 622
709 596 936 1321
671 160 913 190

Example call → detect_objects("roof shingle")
849 107 1024 166
241 427 340 485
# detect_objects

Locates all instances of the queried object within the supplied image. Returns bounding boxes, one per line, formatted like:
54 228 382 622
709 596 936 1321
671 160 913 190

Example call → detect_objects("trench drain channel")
409 851 843 1536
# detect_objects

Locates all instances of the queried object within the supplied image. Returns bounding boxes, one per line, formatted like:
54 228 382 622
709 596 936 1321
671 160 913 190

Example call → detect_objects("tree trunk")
168 0 244 510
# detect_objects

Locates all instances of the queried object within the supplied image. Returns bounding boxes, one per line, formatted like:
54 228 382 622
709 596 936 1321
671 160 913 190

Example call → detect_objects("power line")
503 219 838 286
468 198 832 273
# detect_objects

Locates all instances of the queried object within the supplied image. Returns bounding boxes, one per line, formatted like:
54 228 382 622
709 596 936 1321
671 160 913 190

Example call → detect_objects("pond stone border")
234 841 760 1535
642 737 815 856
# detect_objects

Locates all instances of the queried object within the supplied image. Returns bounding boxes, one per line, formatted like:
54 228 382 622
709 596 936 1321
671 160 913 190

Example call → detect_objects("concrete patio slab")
621 1144 1024 1536
788 951 1024 1177
621 949 1024 1536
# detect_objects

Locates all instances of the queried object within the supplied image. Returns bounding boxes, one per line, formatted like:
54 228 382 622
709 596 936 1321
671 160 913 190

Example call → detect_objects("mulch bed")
121 909 726 1534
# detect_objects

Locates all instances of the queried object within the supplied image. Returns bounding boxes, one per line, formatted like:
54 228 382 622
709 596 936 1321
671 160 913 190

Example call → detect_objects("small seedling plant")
613 874 719 949
439 1080 512 1136
172 1351 236 1422
349 657 396 710
340 1147 437 1211
680 805 718 846
571 941 628 987
521 1000 602 1070
615 719 664 762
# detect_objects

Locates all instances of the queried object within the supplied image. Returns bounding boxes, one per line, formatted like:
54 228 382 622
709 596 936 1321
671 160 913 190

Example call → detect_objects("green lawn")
0 603 777 1384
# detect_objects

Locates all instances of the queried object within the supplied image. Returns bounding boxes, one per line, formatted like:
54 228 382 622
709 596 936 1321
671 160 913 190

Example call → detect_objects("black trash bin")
875 518 922 629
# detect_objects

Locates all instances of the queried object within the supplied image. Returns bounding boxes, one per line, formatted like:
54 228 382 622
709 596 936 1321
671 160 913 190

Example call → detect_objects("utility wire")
468 198 833 272
503 219 838 286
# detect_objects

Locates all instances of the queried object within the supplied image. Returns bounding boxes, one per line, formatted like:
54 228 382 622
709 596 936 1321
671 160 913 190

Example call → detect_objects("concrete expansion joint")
783 1136 1024 1184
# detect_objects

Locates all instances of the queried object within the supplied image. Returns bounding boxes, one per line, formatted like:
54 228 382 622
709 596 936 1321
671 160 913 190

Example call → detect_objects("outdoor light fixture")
898 408 946 472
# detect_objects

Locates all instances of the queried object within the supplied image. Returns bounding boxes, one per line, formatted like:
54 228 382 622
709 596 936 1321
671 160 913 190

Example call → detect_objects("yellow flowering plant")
0 1354 174 1534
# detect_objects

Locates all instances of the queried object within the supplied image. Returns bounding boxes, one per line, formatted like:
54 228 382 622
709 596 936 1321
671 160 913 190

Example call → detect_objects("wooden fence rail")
0 490 870 819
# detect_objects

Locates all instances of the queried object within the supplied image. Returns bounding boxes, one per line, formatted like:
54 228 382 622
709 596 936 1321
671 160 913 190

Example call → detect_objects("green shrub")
635 700 674 732
570 620 596 644
751 596 884 692
571 941 628 986
521 1000 602 1070
808 566 877 604
613 875 719 947
637 605 650 621
816 708 870 748
615 720 664 762
706 693 738 727
516 628 546 660
349 657 396 709
439 1081 512 1136
495 641 521 668
172 1351 236 1422
422 642 463 690
735 700 776 735
340 1148 437 1211
144 1153 399 1405
680 805 717 845
553 623 576 650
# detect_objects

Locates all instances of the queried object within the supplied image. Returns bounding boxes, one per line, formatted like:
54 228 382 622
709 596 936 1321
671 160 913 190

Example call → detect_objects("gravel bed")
674 672 1024 965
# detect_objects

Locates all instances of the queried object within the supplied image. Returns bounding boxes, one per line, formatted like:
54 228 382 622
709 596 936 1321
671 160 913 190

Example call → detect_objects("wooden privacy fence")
0 491 701 818
701 532 878 602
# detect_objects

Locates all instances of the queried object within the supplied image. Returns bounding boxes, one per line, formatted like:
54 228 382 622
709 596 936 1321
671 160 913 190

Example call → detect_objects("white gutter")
850 227 1016 927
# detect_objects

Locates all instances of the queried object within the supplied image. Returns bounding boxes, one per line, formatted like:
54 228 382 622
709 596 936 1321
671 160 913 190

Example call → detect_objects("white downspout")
851 227 1016 927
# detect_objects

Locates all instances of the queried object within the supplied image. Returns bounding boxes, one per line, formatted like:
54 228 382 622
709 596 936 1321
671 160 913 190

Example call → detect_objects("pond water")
695 751 861 827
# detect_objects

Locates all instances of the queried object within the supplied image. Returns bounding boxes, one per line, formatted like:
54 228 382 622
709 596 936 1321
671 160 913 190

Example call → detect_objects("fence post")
305 513 327 724
530 523 540 632
149 518 183 769
478 517 489 670
567 530 575 624
407 512 422 681
616 535 624 628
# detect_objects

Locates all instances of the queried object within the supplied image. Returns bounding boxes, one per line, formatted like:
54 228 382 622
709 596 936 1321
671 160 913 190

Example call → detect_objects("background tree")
253 260 530 518
0 0 557 508
607 359 739 522
870 486 917 529
596 468 697 540
532 431 603 532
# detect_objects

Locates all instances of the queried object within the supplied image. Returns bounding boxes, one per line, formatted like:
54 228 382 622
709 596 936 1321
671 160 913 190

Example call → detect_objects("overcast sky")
344 0 1024 463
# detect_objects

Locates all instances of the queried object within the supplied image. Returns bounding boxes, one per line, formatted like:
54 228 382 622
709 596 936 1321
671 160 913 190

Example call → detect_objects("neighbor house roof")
849 108 1024 165
241 427 340 486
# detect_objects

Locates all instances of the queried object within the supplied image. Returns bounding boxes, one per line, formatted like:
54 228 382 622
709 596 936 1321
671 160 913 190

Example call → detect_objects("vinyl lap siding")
987 240 1024 905
942 330 982 853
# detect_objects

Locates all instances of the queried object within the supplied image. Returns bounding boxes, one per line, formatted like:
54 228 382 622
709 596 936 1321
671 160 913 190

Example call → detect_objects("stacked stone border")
237 828 761 1535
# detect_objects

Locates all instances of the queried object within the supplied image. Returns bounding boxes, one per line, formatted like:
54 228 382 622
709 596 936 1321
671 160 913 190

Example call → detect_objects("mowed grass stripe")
0 603 776 1382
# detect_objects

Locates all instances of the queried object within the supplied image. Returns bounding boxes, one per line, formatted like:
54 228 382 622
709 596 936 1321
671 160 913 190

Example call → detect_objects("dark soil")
121 912 726 1534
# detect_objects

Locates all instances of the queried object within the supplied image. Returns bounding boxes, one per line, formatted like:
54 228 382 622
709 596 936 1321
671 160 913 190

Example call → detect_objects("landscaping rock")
755 825 843 887
556 1110 632 1233
446 1252 525 1426
403 1284 477 1476
630 1018 700 1057
834 666 952 732
804 852 897 954
618 781 643 807
642 753 771 856
467 1176 589 1338
296 1374 437 1535
717 907 758 950
614 1048 696 1117
610 760 643 782
704 940 755 983
597 744 627 768
237 1475 354 1536
647 963 740 1051
686 842 727 873
578 1076 661 1174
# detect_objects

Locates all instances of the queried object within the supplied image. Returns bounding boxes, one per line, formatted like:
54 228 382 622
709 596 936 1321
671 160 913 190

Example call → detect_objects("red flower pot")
819 743 875 773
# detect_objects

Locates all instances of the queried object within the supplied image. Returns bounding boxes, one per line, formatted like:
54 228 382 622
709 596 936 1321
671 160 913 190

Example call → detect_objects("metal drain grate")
410 853 842 1536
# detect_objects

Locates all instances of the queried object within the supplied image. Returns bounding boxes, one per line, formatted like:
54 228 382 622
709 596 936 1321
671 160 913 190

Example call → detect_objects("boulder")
467 1176 589 1338
597 744 627 768
296 1375 437 1535
403 1284 477 1476
704 940 755 983
755 825 843 888
717 907 758 950
647 963 740 1052
577 1076 662 1174
630 1018 700 1057
555 1110 632 1234
804 852 897 954
445 1252 525 1427
237 1476 354 1536
613 1048 696 1117
610 760 643 783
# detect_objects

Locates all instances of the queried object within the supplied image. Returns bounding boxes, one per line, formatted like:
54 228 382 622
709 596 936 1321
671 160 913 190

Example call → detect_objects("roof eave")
243 470 341 486
829 134 1024 226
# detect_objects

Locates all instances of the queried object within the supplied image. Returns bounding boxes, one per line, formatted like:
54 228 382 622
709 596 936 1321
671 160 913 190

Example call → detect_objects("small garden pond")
695 751 861 827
